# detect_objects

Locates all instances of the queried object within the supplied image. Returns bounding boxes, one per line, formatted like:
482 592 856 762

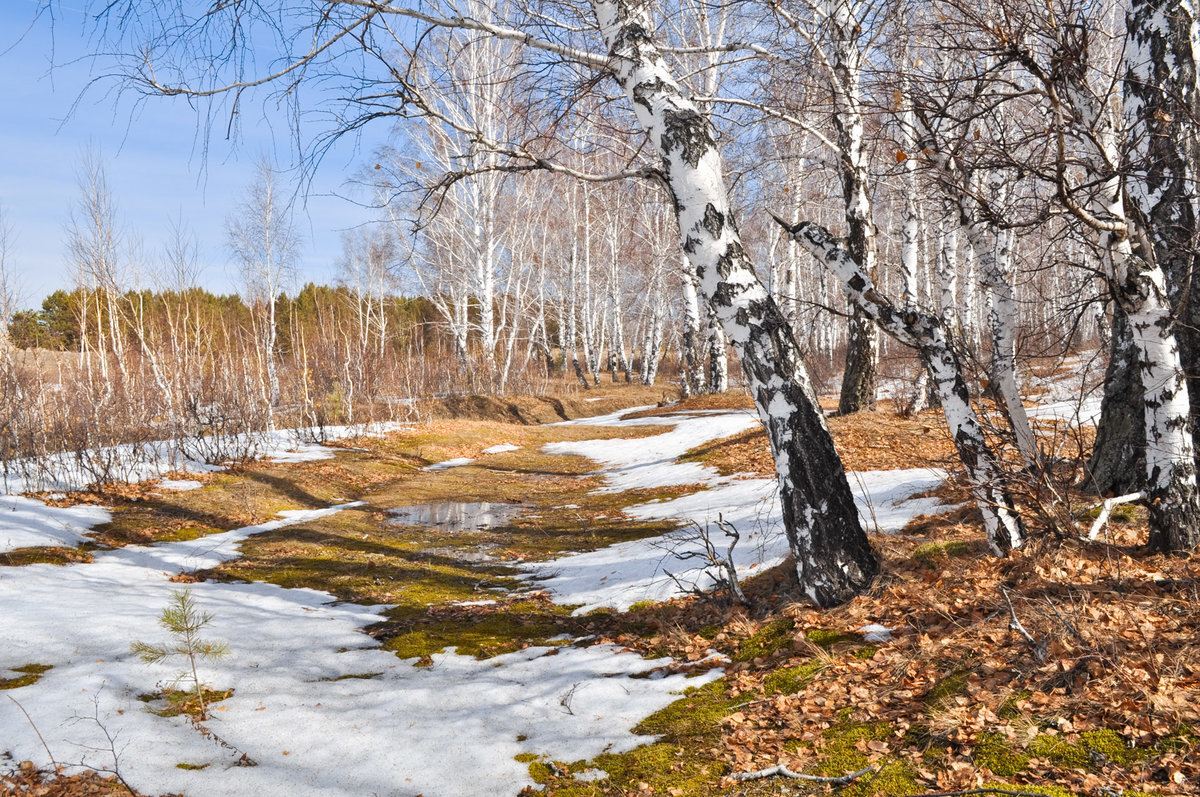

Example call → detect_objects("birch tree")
227 159 299 424
991 0 1200 550
73 0 904 603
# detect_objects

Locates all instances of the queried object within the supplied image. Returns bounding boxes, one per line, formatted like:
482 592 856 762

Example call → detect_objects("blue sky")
0 1 389 308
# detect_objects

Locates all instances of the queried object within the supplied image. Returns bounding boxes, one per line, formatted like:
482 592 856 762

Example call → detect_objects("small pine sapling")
131 589 229 720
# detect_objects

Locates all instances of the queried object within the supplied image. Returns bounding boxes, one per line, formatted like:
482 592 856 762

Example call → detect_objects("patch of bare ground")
674 400 959 476
527 513 1200 795
0 766 163 796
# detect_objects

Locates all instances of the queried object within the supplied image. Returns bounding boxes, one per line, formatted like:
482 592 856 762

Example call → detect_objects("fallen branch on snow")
730 763 873 783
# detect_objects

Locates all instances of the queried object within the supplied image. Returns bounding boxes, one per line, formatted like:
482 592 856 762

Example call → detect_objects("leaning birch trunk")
775 216 1025 555
958 189 1039 469
593 0 877 605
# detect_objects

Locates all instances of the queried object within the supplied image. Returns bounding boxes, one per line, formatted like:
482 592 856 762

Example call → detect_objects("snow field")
0 405 953 795
527 409 952 613
0 498 720 795
0 420 411 498
0 496 112 554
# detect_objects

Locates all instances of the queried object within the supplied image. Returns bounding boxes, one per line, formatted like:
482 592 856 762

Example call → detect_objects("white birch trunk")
592 0 877 605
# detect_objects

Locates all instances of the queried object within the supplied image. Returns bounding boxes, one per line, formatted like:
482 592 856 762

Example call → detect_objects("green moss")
998 689 1032 719
1028 735 1090 770
0 663 53 690
733 617 795 661
854 645 879 660
384 613 566 660
804 627 857 647
973 732 1029 777
539 678 737 795
814 720 919 796
561 743 729 796
1080 729 1145 767
1024 729 1145 772
982 782 1073 797
527 760 553 784
635 680 740 739
175 763 209 771
912 541 969 563
1077 503 1139 523
627 600 657 612
0 546 95 567
514 753 539 764
924 668 969 709
762 660 824 694
903 724 950 762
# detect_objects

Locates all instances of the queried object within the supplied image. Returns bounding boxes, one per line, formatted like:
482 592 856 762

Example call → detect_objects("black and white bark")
1120 0 1200 551
706 312 729 393
1126 0 1200 469
1040 0 1200 551
775 216 1025 555
594 0 877 605
826 0 879 415
1088 306 1146 495
680 262 705 397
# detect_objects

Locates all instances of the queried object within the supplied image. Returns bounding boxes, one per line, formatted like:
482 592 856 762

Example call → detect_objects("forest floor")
2 381 1198 797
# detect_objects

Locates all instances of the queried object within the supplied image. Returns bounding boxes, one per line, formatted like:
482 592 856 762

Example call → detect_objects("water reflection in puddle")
387 502 525 533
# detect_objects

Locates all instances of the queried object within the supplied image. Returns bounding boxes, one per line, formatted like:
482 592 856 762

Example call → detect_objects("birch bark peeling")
592 0 877 605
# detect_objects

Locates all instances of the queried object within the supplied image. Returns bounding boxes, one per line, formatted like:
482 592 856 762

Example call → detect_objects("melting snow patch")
860 624 894 643
481 443 522 454
0 497 722 797
1027 397 1103 427
0 496 111 553
1 421 411 495
422 457 474 472
544 409 761 492
268 443 339 463
157 478 204 491
575 769 608 781
528 410 951 613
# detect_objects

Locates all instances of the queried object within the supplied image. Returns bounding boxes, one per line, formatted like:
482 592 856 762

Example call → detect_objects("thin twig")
1042 596 1086 645
730 763 873 783
999 586 1047 663
7 695 59 773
